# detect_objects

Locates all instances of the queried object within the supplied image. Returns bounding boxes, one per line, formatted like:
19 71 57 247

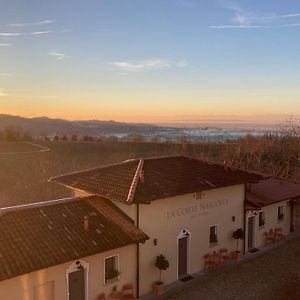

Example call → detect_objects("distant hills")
0 114 165 137
0 114 277 142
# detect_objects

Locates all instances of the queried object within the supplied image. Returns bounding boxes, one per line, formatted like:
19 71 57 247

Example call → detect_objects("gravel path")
167 237 300 300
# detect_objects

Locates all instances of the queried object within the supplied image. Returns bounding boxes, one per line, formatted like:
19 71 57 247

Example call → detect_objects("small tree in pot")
232 228 244 261
153 255 169 295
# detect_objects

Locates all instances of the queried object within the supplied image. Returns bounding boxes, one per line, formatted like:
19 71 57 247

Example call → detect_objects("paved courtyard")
166 237 300 300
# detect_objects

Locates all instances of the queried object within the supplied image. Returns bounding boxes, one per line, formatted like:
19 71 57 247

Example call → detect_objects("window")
278 206 284 221
209 225 218 245
259 211 265 227
104 255 119 284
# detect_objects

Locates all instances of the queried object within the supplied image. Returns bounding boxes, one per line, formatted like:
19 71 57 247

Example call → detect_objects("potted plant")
232 228 244 261
109 285 121 300
153 254 169 295
260 219 265 227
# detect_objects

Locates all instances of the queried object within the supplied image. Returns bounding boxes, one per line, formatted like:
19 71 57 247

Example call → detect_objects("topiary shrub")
155 254 169 284
233 228 244 252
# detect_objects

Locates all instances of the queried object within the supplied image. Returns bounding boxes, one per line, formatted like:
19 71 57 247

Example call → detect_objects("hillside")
0 114 165 137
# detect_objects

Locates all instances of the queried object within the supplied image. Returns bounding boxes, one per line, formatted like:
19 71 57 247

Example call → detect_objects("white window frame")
278 206 284 221
209 224 218 247
103 254 120 285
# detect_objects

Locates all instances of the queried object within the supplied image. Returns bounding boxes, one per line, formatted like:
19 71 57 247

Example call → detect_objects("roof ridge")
126 159 144 203
0 196 79 214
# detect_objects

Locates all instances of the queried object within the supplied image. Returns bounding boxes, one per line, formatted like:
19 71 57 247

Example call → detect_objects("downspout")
290 200 295 233
136 202 140 298
243 184 246 254
127 159 143 298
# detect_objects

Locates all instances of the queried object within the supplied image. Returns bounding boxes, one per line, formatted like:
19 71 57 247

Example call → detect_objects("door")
178 237 188 278
248 216 255 250
69 269 85 300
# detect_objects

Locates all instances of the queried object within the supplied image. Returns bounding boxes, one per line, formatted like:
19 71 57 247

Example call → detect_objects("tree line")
0 126 33 141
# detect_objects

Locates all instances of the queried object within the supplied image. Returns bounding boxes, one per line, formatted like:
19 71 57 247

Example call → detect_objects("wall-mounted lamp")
183 229 190 237
76 260 83 270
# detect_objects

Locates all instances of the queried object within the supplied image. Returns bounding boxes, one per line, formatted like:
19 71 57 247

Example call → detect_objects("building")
0 196 148 300
1 155 300 300
246 177 300 250
52 155 297 297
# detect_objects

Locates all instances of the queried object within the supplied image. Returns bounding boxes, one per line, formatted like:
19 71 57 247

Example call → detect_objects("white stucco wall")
245 200 291 251
0 244 137 300
137 184 245 295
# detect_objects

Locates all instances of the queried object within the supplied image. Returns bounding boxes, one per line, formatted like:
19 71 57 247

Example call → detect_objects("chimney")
139 170 145 184
83 215 89 232
223 160 229 171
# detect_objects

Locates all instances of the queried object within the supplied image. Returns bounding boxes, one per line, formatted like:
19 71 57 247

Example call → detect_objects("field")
0 141 45 154
0 141 228 207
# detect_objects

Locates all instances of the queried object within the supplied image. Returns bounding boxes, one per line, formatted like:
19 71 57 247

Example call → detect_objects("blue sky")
1 0 300 122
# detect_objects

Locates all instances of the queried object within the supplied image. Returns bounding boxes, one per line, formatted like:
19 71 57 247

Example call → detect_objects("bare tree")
280 115 300 137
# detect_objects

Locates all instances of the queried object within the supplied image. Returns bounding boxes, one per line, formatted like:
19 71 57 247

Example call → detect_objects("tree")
61 134 68 141
131 135 144 143
21 130 32 141
151 136 161 143
233 228 244 252
155 255 169 283
280 115 300 138
71 134 78 142
4 126 22 141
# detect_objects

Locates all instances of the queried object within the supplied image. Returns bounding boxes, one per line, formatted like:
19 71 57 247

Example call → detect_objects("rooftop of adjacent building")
0 195 148 282
246 177 300 208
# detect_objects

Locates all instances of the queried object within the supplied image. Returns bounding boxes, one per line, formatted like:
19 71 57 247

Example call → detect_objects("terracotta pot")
153 281 165 295
235 251 241 262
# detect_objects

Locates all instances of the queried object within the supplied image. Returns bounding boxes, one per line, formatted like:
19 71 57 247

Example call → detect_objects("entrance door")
178 237 188 278
248 216 255 250
69 269 85 300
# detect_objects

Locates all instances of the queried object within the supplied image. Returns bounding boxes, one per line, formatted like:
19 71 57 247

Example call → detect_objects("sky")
0 0 300 123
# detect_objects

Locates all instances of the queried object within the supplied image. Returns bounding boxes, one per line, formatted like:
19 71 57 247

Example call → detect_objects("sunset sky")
1 0 300 123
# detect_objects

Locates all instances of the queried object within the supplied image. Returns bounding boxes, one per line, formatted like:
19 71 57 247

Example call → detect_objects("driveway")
167 236 300 300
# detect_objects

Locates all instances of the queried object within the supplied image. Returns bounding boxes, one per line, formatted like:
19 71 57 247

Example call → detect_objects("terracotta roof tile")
51 160 139 203
0 196 148 281
246 177 300 207
51 156 263 204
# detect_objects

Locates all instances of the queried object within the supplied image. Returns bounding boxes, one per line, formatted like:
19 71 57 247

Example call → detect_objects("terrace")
140 232 300 300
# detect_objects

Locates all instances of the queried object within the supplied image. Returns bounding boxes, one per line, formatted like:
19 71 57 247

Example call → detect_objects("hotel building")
0 156 299 299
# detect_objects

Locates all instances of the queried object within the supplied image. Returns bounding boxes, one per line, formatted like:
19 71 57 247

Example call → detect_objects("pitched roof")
0 195 148 281
246 177 300 207
50 156 264 204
